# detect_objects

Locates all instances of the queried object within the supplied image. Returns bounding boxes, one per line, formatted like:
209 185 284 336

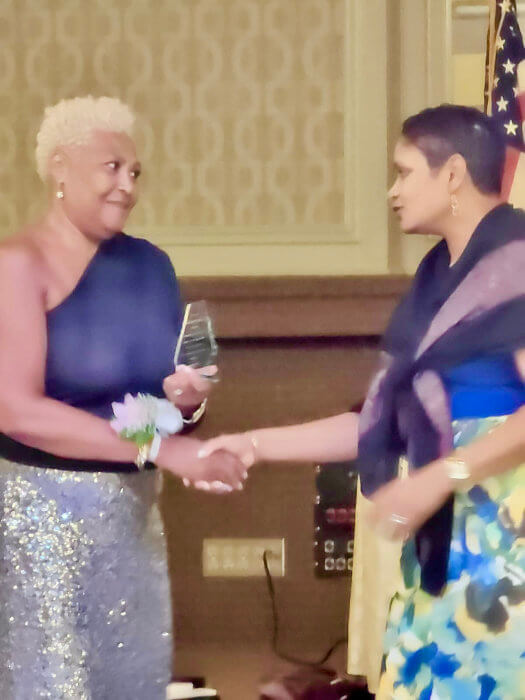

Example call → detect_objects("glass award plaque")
174 300 219 378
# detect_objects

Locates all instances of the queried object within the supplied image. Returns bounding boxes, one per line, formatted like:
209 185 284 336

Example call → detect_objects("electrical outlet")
202 538 285 577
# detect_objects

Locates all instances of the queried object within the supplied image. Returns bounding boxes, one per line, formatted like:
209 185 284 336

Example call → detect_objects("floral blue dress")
377 358 525 700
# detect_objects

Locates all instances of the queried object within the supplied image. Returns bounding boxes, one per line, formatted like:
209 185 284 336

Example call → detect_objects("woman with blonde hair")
0 96 245 698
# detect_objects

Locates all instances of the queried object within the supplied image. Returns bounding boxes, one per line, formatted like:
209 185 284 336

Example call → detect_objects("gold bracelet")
182 398 207 425
442 451 472 491
135 443 150 471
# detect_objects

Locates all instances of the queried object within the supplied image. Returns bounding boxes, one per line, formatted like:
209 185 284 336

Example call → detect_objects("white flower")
110 393 183 441
154 398 184 436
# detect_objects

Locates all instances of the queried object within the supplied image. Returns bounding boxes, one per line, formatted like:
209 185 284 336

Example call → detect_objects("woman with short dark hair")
202 104 525 699
402 104 505 194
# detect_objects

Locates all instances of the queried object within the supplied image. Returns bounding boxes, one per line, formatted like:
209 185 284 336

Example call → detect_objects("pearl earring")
450 194 459 217
56 184 64 200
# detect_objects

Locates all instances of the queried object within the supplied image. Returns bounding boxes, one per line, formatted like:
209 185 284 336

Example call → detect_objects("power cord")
262 550 348 667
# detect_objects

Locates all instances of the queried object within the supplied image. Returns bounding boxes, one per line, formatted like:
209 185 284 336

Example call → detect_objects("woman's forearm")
251 412 359 464
450 405 525 480
428 405 525 488
1 395 193 464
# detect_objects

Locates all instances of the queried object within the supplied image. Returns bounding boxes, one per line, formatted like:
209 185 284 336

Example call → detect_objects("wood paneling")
180 275 411 338
160 277 408 696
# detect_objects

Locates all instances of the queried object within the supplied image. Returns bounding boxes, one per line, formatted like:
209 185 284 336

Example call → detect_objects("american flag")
484 0 525 206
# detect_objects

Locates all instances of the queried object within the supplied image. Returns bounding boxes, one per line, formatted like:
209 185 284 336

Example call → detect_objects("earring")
450 193 459 217
56 184 64 200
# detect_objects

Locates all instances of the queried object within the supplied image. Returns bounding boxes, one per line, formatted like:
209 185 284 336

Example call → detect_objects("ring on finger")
377 517 405 541
389 513 408 526
174 389 183 396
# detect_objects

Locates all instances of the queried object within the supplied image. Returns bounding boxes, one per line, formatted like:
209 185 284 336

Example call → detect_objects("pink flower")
110 393 156 434
110 393 183 440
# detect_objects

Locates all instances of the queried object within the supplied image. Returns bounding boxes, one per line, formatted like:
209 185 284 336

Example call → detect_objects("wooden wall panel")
161 338 378 688
158 276 410 695
181 275 411 338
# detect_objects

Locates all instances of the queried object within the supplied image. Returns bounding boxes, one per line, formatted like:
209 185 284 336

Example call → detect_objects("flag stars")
504 121 518 136
496 36 505 51
496 96 509 111
502 58 516 74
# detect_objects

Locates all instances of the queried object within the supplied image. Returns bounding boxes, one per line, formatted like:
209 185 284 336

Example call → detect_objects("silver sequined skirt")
0 459 173 699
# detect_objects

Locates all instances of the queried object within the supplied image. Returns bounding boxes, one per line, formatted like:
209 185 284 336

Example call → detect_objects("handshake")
155 431 260 495
194 432 259 494
161 365 259 494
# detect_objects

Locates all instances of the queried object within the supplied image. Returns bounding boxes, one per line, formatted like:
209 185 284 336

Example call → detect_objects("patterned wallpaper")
0 0 345 239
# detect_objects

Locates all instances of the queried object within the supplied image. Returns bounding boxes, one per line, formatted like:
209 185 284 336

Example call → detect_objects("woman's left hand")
163 364 218 410
367 462 452 540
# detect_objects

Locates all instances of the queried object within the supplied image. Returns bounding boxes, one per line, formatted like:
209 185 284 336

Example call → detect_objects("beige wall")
1 0 486 276
451 1 525 108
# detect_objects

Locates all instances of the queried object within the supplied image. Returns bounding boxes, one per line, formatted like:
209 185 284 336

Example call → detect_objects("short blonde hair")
35 96 135 181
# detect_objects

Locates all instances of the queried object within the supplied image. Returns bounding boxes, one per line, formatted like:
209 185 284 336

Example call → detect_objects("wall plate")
202 538 285 577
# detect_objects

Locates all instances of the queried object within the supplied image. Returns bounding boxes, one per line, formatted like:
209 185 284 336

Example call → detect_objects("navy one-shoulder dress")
0 234 183 699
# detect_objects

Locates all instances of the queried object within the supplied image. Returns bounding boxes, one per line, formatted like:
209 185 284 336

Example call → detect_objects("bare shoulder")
0 233 46 296
0 232 44 273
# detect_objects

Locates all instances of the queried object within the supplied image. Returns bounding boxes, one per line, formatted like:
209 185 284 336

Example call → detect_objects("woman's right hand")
197 432 258 469
156 436 248 492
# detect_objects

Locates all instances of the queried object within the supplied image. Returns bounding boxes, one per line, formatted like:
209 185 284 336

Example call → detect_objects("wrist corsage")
110 393 183 469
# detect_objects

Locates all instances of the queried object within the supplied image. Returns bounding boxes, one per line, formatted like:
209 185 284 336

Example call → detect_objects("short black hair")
401 104 505 194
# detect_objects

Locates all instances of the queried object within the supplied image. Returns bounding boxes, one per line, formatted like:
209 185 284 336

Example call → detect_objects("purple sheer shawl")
357 203 525 594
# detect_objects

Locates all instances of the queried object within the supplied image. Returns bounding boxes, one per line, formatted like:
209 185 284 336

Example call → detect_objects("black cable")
262 550 348 668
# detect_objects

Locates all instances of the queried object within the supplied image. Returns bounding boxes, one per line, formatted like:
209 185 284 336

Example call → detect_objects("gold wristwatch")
442 452 472 491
